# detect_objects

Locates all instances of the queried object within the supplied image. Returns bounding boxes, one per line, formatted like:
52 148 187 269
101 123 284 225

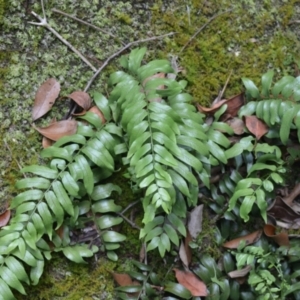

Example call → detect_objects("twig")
116 211 141 230
29 11 97 72
51 8 125 46
179 9 232 54
84 32 176 91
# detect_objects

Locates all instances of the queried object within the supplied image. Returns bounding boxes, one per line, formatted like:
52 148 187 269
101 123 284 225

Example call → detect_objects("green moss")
152 0 300 105
15 254 116 300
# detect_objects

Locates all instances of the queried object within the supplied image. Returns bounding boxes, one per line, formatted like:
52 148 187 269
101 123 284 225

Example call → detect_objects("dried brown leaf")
173 269 207 297
88 106 106 124
188 205 203 239
179 230 192 268
42 136 54 148
67 91 92 111
228 265 252 278
0 210 11 227
221 93 244 121
264 224 289 246
112 273 133 286
196 99 227 114
33 120 77 141
32 78 61 121
223 230 262 249
226 118 245 135
244 115 268 140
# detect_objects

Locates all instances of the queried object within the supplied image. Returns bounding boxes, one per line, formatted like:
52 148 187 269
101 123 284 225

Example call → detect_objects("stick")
51 8 125 46
179 9 232 54
84 32 176 91
29 11 97 72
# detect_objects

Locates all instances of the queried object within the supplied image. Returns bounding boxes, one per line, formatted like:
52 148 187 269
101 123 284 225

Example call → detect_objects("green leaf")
261 70 274 97
225 144 244 159
164 282 192 299
10 190 43 209
60 171 79 197
138 59 173 81
167 213 186 236
272 75 295 97
21 165 58 179
163 224 179 246
61 246 87 264
5 256 29 285
106 251 118 261
53 134 86 147
91 183 121 200
44 191 64 229
92 92 111 120
248 163 276 174
0 278 17 300
0 266 26 295
52 181 74 216
263 180 273 192
280 107 295 145
240 195 256 222
238 101 257 117
139 174 155 188
75 155 94 195
242 78 260 98
128 47 147 73
102 231 126 243
207 140 227 164
97 215 123 229
78 111 103 128
37 202 53 238
15 177 50 190
168 170 190 197
41 146 71 162
16 202 35 215
92 200 122 213
228 188 254 211
30 260 44 285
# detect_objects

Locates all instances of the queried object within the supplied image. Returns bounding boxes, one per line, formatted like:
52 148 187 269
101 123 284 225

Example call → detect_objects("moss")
151 0 300 105
15 254 116 300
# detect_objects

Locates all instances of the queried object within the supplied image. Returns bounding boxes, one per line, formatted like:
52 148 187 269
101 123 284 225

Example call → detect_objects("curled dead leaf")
223 230 262 249
32 78 61 121
0 210 11 227
112 273 134 286
221 93 244 121
42 136 54 148
33 120 77 141
188 205 203 240
67 91 92 112
196 99 227 115
173 269 208 297
179 230 192 268
244 115 268 140
264 224 289 246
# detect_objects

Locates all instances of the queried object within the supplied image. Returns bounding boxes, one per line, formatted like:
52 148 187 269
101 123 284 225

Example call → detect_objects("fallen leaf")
221 93 244 121
179 230 192 268
226 118 245 135
112 273 133 286
244 115 268 140
223 230 262 249
67 91 92 112
196 93 244 119
33 120 77 141
264 224 289 246
0 210 11 227
42 136 54 148
32 78 61 121
88 106 106 124
196 99 227 114
268 196 300 229
173 269 207 296
188 204 203 239
228 265 252 278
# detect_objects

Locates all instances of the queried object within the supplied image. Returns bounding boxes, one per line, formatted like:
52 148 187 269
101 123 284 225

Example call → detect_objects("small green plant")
3 48 300 299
